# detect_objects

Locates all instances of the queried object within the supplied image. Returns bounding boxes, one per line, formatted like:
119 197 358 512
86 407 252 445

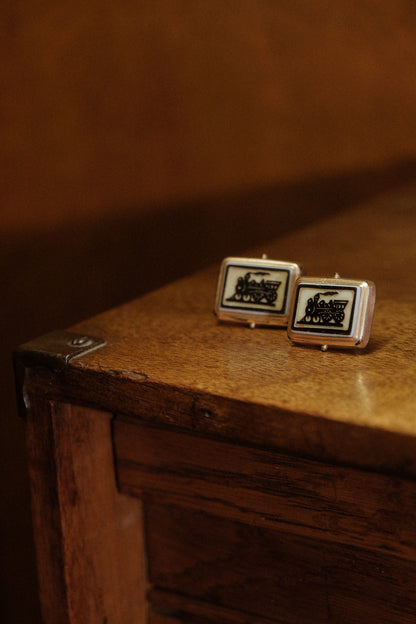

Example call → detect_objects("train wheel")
312 315 320 324
235 279 244 294
243 293 250 302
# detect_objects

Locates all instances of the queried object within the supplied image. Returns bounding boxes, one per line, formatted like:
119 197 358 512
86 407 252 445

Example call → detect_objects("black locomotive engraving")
298 291 348 326
227 271 281 306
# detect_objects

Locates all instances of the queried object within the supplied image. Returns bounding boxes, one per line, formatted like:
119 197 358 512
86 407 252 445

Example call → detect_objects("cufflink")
287 275 376 350
214 256 304 327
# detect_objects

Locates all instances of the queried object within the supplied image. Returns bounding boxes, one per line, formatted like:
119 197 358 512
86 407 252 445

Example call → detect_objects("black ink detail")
226 272 281 306
298 291 348 326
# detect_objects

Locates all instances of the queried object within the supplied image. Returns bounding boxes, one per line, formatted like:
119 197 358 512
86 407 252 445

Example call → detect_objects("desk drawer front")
145 503 416 624
114 418 416 560
113 418 416 623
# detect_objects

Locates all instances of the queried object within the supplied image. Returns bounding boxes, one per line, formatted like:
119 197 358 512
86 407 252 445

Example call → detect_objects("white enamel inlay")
293 285 357 334
221 265 290 314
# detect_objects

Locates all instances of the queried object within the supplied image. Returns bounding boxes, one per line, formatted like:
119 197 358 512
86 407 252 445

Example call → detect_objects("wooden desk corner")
15 184 416 623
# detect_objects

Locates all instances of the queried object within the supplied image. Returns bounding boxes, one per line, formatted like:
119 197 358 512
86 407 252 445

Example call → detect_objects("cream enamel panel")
292 286 358 335
221 265 290 314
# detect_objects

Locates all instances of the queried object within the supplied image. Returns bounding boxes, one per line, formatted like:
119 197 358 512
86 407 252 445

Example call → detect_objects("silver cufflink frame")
287 276 376 350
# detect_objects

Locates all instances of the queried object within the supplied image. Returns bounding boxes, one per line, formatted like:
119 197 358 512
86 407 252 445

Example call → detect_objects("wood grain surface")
21 185 416 624
114 419 416 561
26 401 146 624
115 416 416 622
33 183 415 477
145 503 416 624
147 590 287 624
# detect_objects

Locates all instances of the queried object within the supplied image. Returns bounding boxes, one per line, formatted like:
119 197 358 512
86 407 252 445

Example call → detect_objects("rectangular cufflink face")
214 257 304 326
287 277 376 348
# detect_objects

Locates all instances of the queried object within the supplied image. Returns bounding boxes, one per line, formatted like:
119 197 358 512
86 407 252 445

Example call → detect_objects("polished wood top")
63 183 416 476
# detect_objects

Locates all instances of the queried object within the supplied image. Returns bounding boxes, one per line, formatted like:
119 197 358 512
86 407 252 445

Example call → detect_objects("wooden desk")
15 184 416 623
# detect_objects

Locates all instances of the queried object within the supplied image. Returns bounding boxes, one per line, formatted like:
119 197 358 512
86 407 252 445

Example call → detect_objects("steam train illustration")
227 271 280 306
299 291 348 326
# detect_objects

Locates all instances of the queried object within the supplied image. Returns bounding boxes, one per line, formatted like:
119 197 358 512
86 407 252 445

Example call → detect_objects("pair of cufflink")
214 256 376 350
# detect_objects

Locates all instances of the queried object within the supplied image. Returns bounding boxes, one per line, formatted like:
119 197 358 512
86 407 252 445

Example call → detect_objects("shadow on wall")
6 156 416 337
2 158 416 624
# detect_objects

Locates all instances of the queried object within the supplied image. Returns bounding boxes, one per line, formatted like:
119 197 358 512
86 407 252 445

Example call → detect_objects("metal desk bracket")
13 330 106 417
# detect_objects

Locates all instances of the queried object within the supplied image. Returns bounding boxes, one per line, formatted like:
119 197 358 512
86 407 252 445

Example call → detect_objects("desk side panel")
26 399 146 624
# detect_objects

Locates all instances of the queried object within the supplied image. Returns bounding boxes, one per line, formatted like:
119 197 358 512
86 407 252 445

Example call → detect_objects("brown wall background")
2 2 416 622
3 0 416 234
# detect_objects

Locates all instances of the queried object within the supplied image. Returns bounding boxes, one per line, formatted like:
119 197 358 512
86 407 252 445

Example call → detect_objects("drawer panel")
145 503 416 624
114 418 416 561
148 589 282 623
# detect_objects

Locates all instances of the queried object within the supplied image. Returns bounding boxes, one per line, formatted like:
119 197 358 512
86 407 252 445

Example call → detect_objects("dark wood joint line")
13 330 106 418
